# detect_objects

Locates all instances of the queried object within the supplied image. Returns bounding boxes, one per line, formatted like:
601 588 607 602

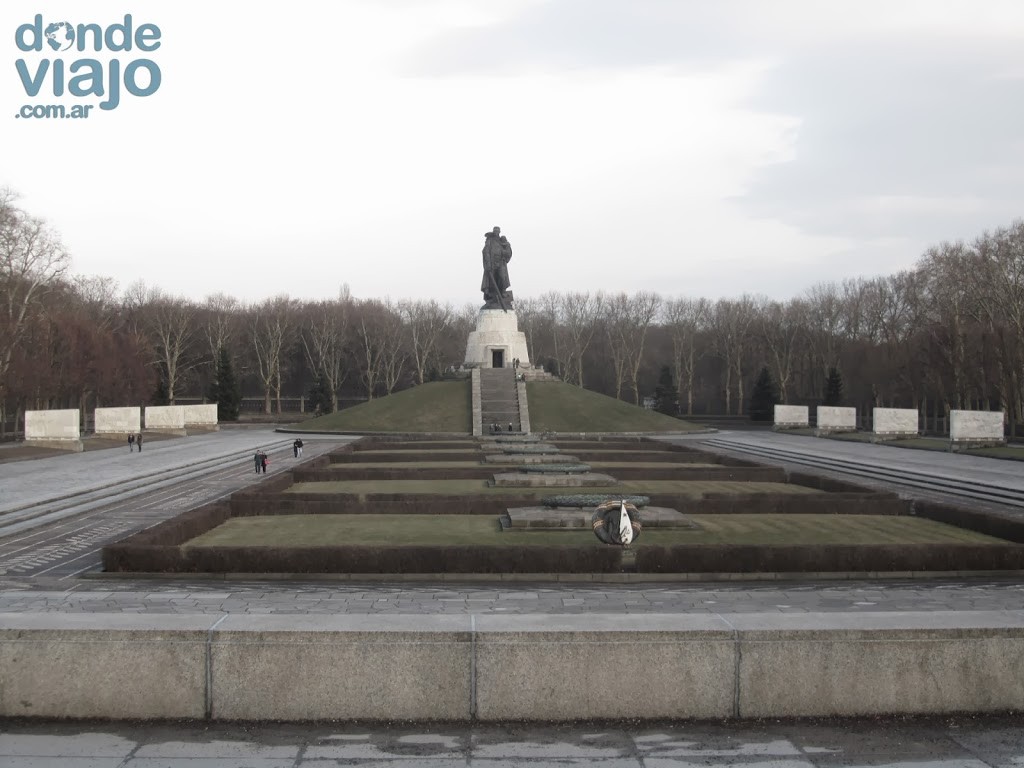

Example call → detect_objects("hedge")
634 543 1024 573
103 544 622 574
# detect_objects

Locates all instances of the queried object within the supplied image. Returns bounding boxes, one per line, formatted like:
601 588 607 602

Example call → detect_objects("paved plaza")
3 714 1024 767
1 428 1023 612
2 427 1024 750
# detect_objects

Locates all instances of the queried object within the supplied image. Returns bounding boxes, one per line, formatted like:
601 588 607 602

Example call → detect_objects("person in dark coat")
260 450 268 473
136 432 143 451
128 434 135 452
254 449 262 474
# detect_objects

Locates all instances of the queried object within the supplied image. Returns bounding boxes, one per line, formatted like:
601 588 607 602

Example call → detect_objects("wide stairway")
480 368 524 433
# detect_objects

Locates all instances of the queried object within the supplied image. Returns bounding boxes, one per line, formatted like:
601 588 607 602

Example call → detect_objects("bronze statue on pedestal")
481 226 513 311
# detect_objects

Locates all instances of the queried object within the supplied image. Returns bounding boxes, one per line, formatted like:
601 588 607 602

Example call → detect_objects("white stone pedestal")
463 308 531 369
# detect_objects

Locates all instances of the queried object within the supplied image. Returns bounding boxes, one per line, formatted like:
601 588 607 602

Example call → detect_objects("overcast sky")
3 0 1023 306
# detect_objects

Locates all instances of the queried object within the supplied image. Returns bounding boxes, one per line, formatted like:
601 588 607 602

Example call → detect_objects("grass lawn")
292 381 471 433
287 479 821 498
526 381 701 433
183 513 1006 548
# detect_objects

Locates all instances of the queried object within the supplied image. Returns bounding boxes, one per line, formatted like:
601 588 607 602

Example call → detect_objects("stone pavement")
0 428 314 516
2 714 1024 766
0 428 355 584
4 578 1024 615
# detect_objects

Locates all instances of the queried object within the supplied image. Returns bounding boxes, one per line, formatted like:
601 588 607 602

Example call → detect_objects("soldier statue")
481 226 513 310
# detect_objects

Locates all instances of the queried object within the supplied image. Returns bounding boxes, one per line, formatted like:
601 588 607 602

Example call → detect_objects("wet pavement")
2 715 1023 766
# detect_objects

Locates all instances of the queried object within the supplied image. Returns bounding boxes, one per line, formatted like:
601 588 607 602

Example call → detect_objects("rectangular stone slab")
491 472 618 487
484 453 579 464
504 506 700 529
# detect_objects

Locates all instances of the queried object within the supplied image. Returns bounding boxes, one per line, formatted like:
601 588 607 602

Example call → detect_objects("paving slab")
2 718 1024 767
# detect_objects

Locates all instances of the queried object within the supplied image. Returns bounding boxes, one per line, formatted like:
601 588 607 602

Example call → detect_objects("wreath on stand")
591 499 642 545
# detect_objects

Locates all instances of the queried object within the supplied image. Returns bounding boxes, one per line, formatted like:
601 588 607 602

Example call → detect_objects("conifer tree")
653 365 679 416
824 366 844 406
208 346 241 421
749 366 779 421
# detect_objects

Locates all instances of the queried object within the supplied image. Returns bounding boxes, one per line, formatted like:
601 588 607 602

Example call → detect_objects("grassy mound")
293 380 471 433
527 381 700 432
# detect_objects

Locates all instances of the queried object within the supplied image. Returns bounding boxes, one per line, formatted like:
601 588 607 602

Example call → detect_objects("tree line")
3 187 1023 433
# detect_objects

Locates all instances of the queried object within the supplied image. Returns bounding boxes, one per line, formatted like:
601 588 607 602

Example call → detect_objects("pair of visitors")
292 438 304 458
254 449 268 474
513 357 520 370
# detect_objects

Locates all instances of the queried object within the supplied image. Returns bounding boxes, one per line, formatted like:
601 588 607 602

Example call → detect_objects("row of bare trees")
2 186 1022 431
514 219 1024 430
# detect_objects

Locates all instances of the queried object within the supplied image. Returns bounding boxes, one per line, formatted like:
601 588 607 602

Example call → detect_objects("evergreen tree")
824 366 844 406
208 347 241 421
653 365 679 416
749 366 779 421
307 374 334 415
152 376 169 406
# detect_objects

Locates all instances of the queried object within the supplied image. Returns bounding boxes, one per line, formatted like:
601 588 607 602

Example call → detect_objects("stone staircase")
480 368 524 433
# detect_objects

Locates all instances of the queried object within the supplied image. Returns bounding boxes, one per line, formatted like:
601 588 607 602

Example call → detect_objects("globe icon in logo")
44 21 75 52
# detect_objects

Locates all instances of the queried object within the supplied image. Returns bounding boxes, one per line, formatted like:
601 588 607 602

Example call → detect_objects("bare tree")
379 299 408 394
302 297 352 411
602 293 631 400
662 296 709 415
603 291 662 404
537 291 567 377
356 299 407 398
973 221 1024 430
804 282 845 386
134 287 199 404
248 295 297 413
758 298 806 403
560 291 604 387
918 244 977 410
710 296 757 415
202 293 241 360
0 189 70 412
400 299 453 384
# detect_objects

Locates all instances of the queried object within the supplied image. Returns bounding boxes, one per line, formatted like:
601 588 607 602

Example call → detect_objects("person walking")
128 434 135 452
296 438 303 458
254 449 262 474
260 450 268 474
136 432 143 451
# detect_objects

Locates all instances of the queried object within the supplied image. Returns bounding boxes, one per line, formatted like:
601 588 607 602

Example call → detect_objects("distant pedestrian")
254 449 262 474
296 438 304 458
260 450 268 473
128 434 135 452
293 439 301 458
136 432 143 451
508 422 513 432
